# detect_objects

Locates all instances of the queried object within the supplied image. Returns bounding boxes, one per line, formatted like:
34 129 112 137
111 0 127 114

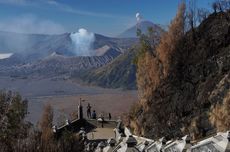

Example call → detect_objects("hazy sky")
0 0 215 36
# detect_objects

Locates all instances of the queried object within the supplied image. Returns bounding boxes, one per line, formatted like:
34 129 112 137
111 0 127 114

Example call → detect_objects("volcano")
118 20 164 38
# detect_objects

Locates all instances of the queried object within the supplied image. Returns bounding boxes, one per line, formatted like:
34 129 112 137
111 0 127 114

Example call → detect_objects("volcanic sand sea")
0 76 138 125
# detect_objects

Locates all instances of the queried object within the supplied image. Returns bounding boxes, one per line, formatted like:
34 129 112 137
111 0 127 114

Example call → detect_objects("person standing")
87 103 92 118
99 114 104 128
92 110 97 119
108 113 111 120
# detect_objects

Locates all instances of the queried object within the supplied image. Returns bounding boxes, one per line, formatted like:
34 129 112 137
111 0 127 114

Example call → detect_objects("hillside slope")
0 51 120 77
128 11 230 139
77 22 164 90
78 49 137 89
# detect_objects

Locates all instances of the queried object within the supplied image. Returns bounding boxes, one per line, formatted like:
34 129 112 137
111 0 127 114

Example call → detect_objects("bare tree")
39 104 54 151
217 0 223 12
197 8 210 23
213 0 230 12
220 0 230 11
212 2 218 13
187 0 197 30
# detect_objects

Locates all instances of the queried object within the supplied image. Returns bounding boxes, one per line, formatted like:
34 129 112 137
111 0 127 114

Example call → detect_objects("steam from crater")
136 12 142 23
70 28 95 56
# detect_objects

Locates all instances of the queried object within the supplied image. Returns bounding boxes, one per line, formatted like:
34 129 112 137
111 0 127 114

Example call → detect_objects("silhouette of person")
109 113 111 120
92 110 96 119
87 103 91 118
99 114 104 128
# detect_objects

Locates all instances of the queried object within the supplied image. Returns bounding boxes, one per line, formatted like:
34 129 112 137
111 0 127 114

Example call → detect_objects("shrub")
209 91 230 131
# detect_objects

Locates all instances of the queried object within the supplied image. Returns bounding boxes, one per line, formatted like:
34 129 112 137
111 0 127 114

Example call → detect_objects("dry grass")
209 91 230 132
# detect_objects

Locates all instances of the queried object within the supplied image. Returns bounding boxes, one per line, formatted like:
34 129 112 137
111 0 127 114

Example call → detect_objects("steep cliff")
128 11 230 140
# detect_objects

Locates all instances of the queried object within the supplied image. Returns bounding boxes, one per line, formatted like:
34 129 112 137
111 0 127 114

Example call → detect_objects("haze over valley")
1 1 230 151
0 15 163 124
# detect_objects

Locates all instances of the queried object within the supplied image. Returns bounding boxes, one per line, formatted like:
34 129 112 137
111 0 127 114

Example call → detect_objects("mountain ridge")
78 48 138 89
118 20 164 38
0 21 164 89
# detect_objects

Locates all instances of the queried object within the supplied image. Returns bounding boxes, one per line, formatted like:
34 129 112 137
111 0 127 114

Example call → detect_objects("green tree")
0 91 30 151
0 91 84 152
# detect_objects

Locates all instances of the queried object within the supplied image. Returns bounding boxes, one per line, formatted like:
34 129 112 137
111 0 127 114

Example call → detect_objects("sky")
0 0 215 37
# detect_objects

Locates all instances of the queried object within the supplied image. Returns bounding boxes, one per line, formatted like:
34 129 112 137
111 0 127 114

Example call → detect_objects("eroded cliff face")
128 11 230 140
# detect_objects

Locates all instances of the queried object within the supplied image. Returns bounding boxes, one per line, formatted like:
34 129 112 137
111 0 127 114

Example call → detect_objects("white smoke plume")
136 12 142 23
70 28 95 56
0 15 66 35
0 15 66 54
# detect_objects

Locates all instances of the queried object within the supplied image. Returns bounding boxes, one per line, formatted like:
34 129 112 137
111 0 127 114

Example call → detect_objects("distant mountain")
0 31 138 61
0 31 138 78
93 34 138 52
76 21 164 89
118 20 164 38
0 27 159 89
